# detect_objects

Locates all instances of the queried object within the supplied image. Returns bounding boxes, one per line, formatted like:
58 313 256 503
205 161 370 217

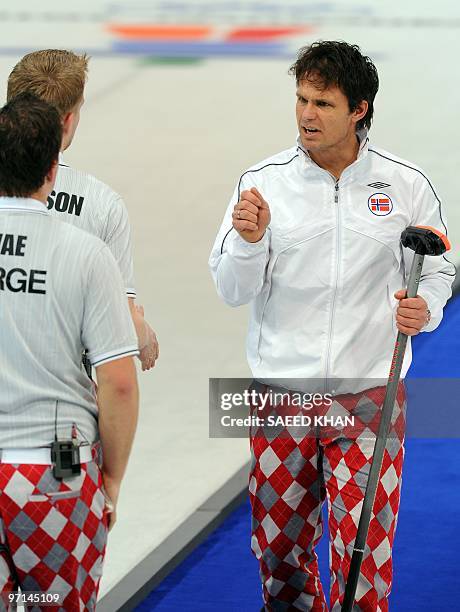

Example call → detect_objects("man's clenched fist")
394 290 430 336
232 187 271 243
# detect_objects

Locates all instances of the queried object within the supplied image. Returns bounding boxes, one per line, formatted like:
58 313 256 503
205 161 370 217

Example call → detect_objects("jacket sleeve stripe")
220 154 299 254
369 148 457 277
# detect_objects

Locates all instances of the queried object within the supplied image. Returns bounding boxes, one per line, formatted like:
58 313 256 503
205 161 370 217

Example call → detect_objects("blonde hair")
7 49 89 116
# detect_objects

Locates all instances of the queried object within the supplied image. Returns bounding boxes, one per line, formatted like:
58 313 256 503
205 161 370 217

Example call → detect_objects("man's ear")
62 111 74 136
352 100 368 125
46 159 59 185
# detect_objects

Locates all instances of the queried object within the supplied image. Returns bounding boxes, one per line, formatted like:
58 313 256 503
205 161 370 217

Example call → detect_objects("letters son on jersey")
47 190 84 216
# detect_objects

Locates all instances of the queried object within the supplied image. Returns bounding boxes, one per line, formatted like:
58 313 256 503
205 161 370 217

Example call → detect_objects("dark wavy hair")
0 92 62 197
289 40 379 130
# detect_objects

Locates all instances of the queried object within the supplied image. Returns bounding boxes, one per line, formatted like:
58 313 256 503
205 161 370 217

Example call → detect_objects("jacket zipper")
324 180 341 389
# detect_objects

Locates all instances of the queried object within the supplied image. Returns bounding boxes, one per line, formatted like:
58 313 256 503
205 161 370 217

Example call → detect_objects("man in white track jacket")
209 41 455 611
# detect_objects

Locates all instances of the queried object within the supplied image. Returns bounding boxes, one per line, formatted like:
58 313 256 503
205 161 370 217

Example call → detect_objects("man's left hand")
394 290 429 336
138 320 159 371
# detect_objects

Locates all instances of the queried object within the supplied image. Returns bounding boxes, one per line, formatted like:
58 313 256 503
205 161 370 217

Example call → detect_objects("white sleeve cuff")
91 345 139 367
226 230 270 256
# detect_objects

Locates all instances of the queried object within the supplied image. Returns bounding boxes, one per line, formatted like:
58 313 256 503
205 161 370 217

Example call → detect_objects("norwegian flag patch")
368 193 393 216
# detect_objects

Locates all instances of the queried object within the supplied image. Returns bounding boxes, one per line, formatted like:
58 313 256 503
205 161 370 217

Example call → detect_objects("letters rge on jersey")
48 161 136 298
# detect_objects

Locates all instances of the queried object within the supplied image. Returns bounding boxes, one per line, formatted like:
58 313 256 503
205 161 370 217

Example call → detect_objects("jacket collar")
296 128 370 171
0 196 50 214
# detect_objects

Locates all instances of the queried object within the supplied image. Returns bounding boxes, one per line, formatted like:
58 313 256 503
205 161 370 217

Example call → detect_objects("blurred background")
0 0 458 609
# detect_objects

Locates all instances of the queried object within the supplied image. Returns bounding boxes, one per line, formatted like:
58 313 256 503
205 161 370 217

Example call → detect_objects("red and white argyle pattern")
0 460 108 612
250 385 406 611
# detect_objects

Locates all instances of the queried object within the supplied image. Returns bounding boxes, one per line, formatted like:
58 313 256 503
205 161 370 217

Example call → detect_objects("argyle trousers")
249 384 406 611
0 460 108 611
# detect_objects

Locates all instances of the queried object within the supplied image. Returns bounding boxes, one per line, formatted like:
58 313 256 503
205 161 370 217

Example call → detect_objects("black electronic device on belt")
52 400 82 480
51 439 81 480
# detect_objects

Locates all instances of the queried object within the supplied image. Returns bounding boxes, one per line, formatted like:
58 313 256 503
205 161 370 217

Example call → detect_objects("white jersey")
47 161 136 297
0 197 139 448
210 134 455 392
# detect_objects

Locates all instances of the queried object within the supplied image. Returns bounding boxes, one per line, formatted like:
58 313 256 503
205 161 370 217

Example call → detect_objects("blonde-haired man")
8 49 159 371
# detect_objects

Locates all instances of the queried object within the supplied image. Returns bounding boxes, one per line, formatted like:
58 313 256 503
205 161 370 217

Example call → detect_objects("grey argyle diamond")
261 546 281 573
354 397 379 424
257 481 278 512
36 469 60 494
70 499 90 529
93 521 107 553
8 512 37 542
287 568 308 592
75 563 88 591
353 467 370 492
283 447 304 479
283 512 305 543
376 501 394 530
86 460 99 485
44 542 69 573
385 437 402 461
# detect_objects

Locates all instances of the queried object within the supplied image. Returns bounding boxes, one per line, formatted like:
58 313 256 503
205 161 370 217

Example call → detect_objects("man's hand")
101 474 120 532
135 305 159 371
128 300 160 371
139 324 159 370
232 187 271 243
394 290 430 336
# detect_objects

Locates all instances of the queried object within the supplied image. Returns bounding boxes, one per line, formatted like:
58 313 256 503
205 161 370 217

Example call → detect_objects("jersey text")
0 268 47 294
0 233 27 256
47 191 84 216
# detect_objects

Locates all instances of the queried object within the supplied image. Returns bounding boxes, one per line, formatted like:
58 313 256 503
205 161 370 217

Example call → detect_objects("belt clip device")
52 403 82 480
51 439 81 480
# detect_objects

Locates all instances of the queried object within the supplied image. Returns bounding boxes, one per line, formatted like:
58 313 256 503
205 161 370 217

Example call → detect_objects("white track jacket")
209 135 455 390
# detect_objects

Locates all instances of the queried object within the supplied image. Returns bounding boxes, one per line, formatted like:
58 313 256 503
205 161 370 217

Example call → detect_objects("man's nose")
302 102 317 121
